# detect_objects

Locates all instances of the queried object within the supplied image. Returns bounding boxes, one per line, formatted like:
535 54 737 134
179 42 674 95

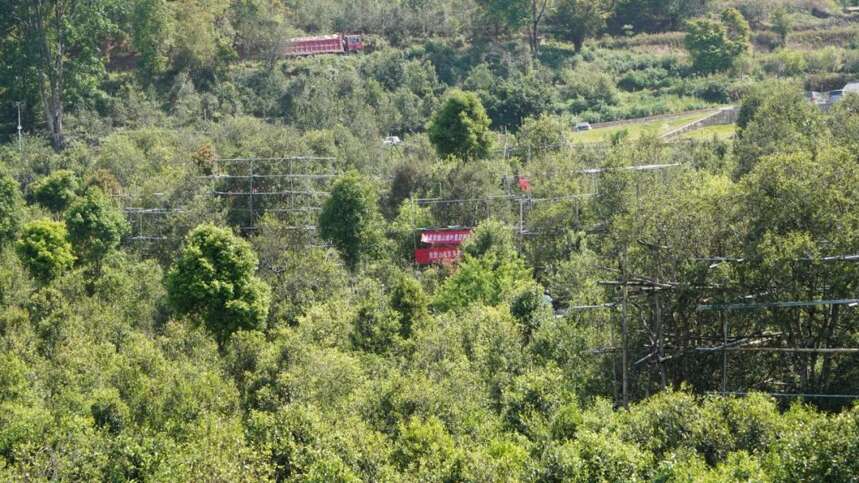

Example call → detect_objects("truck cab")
344 35 364 53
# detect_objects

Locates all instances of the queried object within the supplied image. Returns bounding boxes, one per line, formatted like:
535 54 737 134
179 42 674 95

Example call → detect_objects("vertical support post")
721 312 728 394
412 194 418 270
138 210 143 244
656 287 666 388
654 246 666 389
503 127 509 160
621 254 629 407
249 158 255 231
519 198 525 235
611 305 620 402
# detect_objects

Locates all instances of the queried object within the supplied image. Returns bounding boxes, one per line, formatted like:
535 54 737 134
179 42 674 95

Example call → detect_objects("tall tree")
318 172 386 270
475 0 530 39
428 90 493 160
167 224 271 345
528 0 551 55
684 8 750 74
64 188 129 267
548 0 610 52
0 1 117 150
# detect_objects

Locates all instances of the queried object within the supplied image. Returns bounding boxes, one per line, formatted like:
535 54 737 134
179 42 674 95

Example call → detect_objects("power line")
212 190 329 196
696 255 859 263
416 195 520 205
577 163 683 175
215 156 337 163
712 391 859 400
697 299 859 311
199 174 339 180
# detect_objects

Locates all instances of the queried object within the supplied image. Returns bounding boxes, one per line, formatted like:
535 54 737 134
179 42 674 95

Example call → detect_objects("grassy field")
571 110 720 143
677 123 737 141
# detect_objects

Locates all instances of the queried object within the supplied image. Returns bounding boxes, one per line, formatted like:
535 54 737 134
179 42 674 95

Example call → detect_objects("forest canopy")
2 0 859 481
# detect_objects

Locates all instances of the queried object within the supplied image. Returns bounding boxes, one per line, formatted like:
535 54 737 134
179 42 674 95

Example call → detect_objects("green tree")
0 173 24 244
390 273 430 338
351 289 402 354
685 8 750 74
481 72 556 131
167 224 271 345
64 188 130 266
527 0 552 55
0 0 119 150
428 90 493 161
475 0 530 38
827 92 859 153
548 0 610 52
31 170 80 214
611 0 710 33
434 221 531 313
230 0 291 65
734 83 825 179
318 173 386 270
393 416 458 480
734 149 859 395
131 0 174 80
463 217 518 259
771 7 792 47
16 219 75 283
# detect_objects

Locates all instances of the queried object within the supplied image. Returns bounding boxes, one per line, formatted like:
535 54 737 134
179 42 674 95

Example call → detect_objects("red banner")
420 229 472 246
415 247 462 265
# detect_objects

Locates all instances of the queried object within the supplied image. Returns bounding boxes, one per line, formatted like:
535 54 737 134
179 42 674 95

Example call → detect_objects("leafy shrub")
16 219 75 284
64 188 129 266
618 66 672 91
0 173 23 244
31 169 79 213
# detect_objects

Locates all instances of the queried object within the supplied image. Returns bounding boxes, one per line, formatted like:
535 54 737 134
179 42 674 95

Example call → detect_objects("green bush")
31 170 79 213
16 219 75 284
0 173 23 244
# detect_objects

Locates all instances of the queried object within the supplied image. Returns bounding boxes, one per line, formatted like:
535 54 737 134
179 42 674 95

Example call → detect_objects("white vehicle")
383 136 402 146
575 122 593 132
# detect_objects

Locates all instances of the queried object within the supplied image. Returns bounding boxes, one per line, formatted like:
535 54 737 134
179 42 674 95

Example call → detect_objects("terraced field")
571 109 725 143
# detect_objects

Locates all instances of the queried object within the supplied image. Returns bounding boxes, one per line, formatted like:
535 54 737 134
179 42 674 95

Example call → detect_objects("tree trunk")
529 0 549 57
41 76 64 151
28 0 66 151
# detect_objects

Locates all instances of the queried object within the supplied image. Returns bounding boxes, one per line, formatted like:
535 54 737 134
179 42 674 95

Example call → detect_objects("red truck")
281 34 364 57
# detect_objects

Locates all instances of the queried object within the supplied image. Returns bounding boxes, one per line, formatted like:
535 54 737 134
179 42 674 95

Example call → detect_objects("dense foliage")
2 0 859 481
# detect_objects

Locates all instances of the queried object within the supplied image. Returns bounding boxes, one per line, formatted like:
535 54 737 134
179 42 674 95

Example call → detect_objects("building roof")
843 82 859 92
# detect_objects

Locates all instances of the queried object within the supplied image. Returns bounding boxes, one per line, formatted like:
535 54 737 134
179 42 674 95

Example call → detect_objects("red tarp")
415 247 462 265
420 229 472 246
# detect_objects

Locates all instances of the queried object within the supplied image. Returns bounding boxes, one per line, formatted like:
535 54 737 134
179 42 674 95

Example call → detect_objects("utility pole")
16 102 23 151
249 158 255 231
